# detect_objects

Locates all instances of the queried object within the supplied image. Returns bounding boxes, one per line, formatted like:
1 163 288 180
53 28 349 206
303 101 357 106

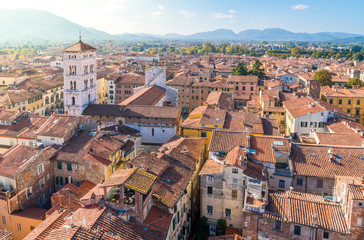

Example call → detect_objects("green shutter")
57 161 62 169
67 163 72 171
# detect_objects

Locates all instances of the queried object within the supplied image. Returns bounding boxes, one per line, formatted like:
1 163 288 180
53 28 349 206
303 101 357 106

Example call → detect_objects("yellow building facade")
320 87 364 125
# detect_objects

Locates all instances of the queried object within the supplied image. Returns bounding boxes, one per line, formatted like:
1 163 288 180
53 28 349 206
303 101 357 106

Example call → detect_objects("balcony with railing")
274 163 292 177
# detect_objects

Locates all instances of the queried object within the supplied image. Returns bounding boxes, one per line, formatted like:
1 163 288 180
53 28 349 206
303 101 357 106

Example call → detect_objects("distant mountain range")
0 8 363 43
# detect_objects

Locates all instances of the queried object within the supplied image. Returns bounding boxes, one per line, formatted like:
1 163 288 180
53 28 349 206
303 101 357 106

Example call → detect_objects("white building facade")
63 40 97 115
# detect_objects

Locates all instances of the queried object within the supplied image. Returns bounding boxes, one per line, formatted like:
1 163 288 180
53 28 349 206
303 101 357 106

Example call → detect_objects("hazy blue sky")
2 0 364 35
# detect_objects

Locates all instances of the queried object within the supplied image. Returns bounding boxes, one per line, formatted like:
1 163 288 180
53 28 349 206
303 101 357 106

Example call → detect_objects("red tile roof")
264 191 349 234
62 41 97 52
209 130 248 153
120 85 166 106
249 135 290 163
290 144 364 178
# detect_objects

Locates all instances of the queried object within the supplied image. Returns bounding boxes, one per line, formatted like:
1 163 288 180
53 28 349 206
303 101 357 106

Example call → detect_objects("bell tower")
62 37 97 115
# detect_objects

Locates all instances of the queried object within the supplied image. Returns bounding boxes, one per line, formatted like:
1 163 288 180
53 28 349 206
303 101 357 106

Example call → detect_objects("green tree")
353 52 364 61
345 77 363 88
231 63 248 75
350 45 362 53
291 46 301 57
168 46 175 53
248 59 266 79
220 43 227 54
313 69 333 87
203 42 214 53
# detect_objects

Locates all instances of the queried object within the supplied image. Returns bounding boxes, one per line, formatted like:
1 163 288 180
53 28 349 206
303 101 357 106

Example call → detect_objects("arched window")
84 65 88 74
74 81 76 90
45 96 49 105
72 97 75 105
56 93 59 101
90 79 93 87
61 92 63 99
84 80 88 89
51 96 54 103
90 64 94 73
88 94 90 103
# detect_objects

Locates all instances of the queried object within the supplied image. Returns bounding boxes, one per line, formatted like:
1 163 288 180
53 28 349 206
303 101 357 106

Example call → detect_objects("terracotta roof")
0 115 48 140
123 169 157 194
50 180 97 212
314 132 364 146
62 41 97 52
290 144 364 178
0 145 55 178
0 110 22 121
44 226 102 240
208 234 242 240
348 184 364 200
249 135 290 163
199 159 224 175
84 154 112 166
321 86 364 98
143 206 172 233
101 168 156 194
261 118 280 136
0 230 12 240
152 136 205 208
24 209 72 240
283 96 326 118
83 104 180 120
326 118 364 134
205 92 234 110
229 75 258 83
129 151 169 176
15 207 47 220
152 164 192 208
55 130 128 164
166 76 195 86
199 108 227 126
120 85 166 106
209 130 248 153
35 114 79 138
100 168 136 187
264 191 349 234
114 72 145 84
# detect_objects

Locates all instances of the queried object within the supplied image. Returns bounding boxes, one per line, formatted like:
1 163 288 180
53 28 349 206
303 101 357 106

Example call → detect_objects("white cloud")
180 10 196 19
152 11 166 18
229 9 236 13
211 12 234 19
157 4 165 11
291 4 310 10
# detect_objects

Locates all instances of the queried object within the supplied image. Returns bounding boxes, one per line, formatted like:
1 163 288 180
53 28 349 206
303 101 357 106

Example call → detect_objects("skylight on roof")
273 141 284 146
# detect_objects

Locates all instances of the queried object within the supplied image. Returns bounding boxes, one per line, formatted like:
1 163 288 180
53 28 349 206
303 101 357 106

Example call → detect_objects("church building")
63 38 97 115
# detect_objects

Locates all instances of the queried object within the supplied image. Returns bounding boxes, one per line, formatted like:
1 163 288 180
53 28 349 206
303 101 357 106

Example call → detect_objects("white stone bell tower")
62 37 97 115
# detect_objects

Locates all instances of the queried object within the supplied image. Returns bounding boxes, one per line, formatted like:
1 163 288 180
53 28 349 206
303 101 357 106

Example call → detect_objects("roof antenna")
79 30 82 42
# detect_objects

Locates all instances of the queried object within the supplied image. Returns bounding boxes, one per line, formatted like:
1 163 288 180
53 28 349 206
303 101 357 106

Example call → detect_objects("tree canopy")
231 60 266 79
231 63 248 75
345 77 363 88
313 69 333 87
